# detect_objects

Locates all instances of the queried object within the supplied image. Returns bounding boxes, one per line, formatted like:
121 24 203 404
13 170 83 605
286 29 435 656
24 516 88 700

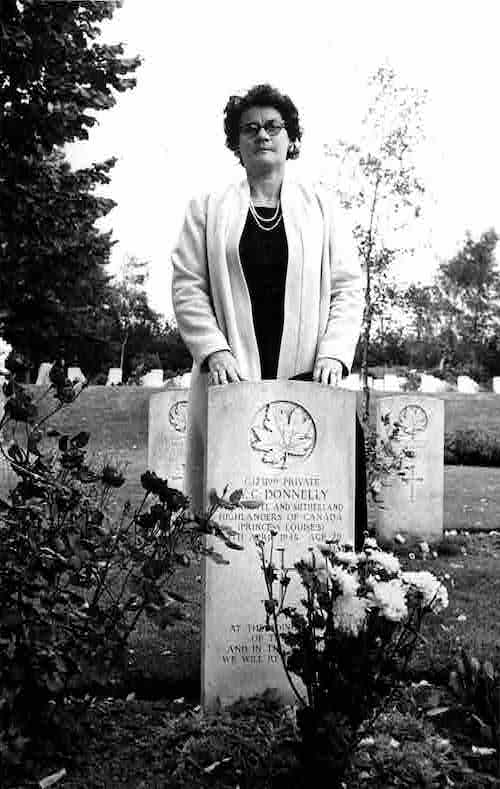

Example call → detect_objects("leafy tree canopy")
0 0 141 375
437 229 500 344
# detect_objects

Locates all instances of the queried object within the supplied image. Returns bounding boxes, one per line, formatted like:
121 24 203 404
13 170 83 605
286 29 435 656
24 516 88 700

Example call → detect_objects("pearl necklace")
249 199 283 232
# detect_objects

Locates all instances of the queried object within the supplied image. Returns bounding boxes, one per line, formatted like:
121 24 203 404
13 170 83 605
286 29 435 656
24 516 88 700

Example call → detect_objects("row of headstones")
34 363 192 389
342 372 500 394
148 383 444 710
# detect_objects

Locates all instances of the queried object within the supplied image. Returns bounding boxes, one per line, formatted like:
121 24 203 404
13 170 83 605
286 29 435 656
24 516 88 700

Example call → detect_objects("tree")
105 256 163 377
325 66 426 418
0 0 140 375
0 150 117 374
437 229 500 347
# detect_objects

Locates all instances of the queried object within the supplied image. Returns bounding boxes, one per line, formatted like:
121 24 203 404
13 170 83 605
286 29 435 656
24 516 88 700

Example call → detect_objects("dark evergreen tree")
0 0 140 375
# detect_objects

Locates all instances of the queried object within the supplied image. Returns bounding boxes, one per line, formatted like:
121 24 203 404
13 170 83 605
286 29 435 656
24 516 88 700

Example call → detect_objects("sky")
67 0 500 318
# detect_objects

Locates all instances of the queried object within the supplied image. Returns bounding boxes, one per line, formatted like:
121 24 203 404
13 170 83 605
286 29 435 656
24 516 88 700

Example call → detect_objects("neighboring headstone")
493 377 500 394
339 372 361 390
178 372 192 387
457 375 479 394
384 374 401 392
374 395 444 544
68 366 86 384
202 381 357 710
141 368 164 388
106 367 122 386
36 362 53 386
148 388 189 491
0 390 17 500
420 373 448 393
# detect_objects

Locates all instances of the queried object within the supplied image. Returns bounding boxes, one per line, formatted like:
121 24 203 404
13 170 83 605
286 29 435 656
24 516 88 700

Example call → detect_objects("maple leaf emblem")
398 404 428 438
249 401 316 469
168 400 188 433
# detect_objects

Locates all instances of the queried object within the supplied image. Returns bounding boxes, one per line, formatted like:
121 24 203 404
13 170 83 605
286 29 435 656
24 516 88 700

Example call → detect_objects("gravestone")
0 390 17 500
148 388 189 491
141 368 164 388
493 377 500 394
420 373 448 393
374 395 444 543
384 374 401 392
36 362 53 386
68 366 86 384
339 372 361 390
202 381 357 710
457 375 479 394
106 367 122 386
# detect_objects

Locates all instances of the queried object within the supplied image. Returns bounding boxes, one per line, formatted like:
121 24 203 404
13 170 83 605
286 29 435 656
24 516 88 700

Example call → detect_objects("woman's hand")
207 350 244 385
313 357 343 387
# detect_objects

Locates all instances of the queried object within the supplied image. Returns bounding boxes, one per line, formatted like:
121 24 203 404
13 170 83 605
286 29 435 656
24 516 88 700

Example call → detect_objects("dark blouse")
239 207 288 379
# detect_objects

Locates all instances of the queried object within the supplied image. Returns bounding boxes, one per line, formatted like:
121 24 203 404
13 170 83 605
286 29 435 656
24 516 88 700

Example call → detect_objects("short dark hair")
223 83 302 162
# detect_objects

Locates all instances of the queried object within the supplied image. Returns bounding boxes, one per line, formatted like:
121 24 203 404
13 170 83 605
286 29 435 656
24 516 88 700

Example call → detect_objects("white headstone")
493 377 500 394
106 367 122 386
373 378 385 391
384 374 401 392
457 375 479 394
178 372 192 387
36 362 53 386
141 368 164 388
420 373 448 393
0 390 18 501
374 395 444 544
148 389 189 491
339 372 361 390
202 381 357 710
68 366 86 384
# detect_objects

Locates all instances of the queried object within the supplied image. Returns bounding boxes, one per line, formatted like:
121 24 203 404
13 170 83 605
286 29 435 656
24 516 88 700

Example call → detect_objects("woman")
172 84 365 539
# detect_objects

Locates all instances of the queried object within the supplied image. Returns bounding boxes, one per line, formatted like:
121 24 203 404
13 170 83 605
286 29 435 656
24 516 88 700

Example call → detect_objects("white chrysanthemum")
402 571 449 611
368 578 408 622
331 566 359 597
333 549 359 567
332 596 371 637
368 549 401 575
364 537 378 550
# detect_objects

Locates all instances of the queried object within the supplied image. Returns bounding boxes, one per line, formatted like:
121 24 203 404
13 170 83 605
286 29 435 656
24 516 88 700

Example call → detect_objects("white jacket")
171 173 364 509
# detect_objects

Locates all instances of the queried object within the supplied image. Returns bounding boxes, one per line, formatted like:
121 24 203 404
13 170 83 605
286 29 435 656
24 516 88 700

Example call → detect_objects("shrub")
364 415 415 503
0 372 237 772
444 429 500 467
401 370 421 392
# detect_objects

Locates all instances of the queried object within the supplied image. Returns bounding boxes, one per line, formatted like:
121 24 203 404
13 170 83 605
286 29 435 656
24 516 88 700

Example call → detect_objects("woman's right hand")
206 350 244 385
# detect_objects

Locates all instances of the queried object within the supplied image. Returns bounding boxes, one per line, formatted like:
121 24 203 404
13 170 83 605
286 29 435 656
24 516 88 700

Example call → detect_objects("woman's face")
238 105 290 174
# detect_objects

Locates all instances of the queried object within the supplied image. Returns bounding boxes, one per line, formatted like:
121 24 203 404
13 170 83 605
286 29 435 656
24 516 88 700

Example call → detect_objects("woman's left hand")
313 357 343 387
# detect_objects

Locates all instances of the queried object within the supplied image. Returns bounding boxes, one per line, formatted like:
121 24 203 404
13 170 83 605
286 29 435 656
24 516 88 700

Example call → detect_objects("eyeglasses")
239 120 285 138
